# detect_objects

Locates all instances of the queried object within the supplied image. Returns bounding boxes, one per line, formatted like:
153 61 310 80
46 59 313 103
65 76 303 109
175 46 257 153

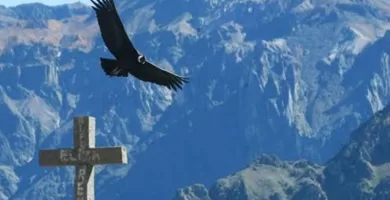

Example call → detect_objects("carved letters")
75 166 87 199
59 150 101 163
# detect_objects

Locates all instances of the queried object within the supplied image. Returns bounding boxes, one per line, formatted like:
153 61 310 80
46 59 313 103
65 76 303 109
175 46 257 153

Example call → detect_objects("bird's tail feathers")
100 58 128 77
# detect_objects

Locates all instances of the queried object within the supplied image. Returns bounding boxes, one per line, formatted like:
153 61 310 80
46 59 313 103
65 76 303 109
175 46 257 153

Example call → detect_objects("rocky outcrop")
174 105 390 200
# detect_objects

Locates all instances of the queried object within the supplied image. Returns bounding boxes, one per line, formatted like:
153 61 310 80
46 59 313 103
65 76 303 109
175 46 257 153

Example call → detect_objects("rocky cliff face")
174 105 390 200
174 155 325 200
1 0 390 200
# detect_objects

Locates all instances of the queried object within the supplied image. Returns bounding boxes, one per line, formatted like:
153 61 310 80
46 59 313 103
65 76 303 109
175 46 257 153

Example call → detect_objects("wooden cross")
39 116 128 200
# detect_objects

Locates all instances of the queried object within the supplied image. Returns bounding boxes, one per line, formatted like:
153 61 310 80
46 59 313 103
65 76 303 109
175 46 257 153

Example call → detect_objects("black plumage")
91 0 189 91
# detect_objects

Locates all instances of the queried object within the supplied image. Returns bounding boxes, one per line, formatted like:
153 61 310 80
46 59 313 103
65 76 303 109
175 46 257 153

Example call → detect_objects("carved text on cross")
39 116 128 200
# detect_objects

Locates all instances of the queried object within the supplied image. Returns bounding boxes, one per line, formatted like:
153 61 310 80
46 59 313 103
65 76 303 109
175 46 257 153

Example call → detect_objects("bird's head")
137 55 146 64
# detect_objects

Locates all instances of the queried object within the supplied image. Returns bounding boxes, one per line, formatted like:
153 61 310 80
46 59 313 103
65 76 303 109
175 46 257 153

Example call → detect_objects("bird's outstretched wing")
134 61 189 91
91 0 137 58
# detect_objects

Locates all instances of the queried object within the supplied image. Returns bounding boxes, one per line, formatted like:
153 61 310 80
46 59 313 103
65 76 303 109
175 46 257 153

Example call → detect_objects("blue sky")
1 0 92 7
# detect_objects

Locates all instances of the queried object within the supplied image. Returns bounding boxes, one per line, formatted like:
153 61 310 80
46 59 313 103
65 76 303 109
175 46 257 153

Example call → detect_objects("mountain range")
1 0 390 199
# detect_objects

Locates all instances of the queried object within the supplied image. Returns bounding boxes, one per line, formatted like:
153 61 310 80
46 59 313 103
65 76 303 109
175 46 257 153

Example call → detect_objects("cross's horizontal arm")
39 147 127 166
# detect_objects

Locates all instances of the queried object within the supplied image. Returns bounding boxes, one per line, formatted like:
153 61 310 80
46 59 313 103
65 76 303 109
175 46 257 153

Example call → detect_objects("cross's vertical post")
74 116 95 200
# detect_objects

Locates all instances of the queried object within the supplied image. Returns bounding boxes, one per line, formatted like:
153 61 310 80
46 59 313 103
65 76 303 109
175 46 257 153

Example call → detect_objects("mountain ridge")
174 100 390 200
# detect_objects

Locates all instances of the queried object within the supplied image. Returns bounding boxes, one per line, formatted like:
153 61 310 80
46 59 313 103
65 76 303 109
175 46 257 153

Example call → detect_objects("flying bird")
90 0 189 91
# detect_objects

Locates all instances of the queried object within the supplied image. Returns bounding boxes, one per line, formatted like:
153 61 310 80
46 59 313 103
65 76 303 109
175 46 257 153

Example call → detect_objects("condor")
91 0 189 91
